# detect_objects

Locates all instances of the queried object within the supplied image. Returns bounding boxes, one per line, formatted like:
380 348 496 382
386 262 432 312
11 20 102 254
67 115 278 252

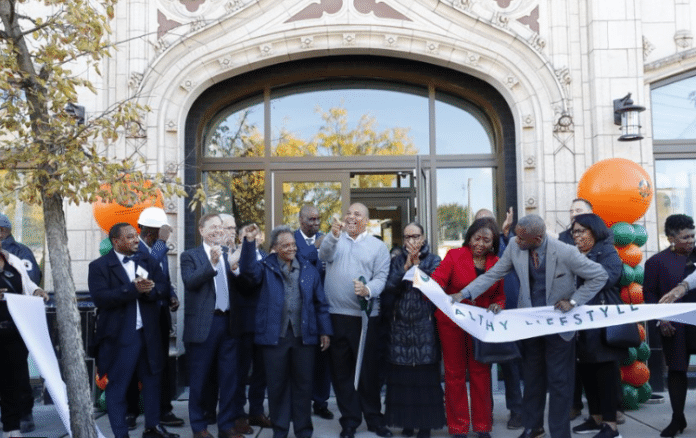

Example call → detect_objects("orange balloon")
621 361 650 387
638 324 646 342
92 181 163 233
617 244 643 267
620 283 644 304
577 158 653 227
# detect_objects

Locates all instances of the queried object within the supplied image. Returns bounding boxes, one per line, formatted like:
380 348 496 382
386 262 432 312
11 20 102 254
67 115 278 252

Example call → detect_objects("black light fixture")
613 93 645 141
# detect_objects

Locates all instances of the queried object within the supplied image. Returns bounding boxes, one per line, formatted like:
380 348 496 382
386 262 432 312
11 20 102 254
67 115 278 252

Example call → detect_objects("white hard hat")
138 207 168 228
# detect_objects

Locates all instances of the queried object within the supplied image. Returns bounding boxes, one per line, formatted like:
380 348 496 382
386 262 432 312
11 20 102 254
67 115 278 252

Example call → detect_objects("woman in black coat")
382 223 445 438
644 214 696 437
569 214 625 438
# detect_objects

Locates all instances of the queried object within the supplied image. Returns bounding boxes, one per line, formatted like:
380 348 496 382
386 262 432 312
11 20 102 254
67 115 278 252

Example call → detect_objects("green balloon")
622 348 638 366
633 224 648 247
633 265 644 285
637 382 652 404
621 383 640 410
619 264 635 286
99 237 113 256
637 343 651 362
612 222 635 247
97 390 107 411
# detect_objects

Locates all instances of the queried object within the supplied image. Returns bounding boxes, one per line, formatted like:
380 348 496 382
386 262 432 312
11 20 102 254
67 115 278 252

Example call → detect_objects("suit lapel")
545 240 558 301
107 250 132 286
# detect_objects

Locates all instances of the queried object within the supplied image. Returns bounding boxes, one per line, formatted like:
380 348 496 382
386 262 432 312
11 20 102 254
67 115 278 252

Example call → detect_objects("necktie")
530 249 540 269
214 256 229 311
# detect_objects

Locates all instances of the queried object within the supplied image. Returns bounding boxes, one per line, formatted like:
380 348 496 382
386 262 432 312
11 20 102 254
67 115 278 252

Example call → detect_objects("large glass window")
436 94 494 154
652 75 696 140
201 170 265 233
654 160 696 250
204 98 264 157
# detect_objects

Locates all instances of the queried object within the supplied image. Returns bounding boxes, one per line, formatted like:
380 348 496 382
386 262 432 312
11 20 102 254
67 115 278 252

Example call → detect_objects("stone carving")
452 0 472 11
166 161 178 175
675 30 693 49
225 0 243 13
528 32 546 53
523 114 534 128
492 12 509 28
643 36 655 60
343 33 356 45
190 17 207 32
505 75 519 89
555 67 571 86
554 111 574 133
128 72 143 90
524 155 536 169
384 34 398 47
166 120 178 132
180 79 195 92
425 41 439 55
154 37 171 55
259 44 273 57
218 56 232 69
301 36 314 49
465 52 480 66
525 197 538 209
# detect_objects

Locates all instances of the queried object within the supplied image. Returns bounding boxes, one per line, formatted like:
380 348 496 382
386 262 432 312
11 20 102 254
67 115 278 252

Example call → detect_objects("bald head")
299 204 320 237
345 203 369 238
475 209 495 220
517 214 546 236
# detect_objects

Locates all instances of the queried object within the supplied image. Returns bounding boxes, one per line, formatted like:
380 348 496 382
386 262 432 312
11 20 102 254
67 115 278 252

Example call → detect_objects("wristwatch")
569 299 577 308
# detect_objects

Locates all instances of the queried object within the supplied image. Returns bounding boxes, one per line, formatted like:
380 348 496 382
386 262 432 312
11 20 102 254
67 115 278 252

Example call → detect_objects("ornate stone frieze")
425 41 440 55
384 34 399 47
553 111 574 133
190 17 207 32
452 0 473 11
301 36 315 50
128 72 143 90
528 32 546 53
343 33 356 46
675 30 693 50
643 36 655 60
259 44 274 57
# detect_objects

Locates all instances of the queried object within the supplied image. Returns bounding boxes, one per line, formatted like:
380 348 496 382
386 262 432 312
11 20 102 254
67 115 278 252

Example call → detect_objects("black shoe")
126 413 137 430
507 411 524 430
160 411 185 427
661 414 687 437
367 425 393 437
573 418 602 434
518 428 545 438
20 413 35 433
593 423 621 438
143 424 180 438
340 426 356 438
313 406 334 420
402 428 414 437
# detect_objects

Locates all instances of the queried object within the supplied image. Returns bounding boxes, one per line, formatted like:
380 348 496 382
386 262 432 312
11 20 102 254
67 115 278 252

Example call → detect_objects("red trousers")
437 312 492 434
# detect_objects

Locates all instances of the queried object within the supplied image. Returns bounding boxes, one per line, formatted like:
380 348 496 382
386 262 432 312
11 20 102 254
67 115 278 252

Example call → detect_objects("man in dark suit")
294 204 334 421
88 223 177 438
180 213 244 438
456 214 608 438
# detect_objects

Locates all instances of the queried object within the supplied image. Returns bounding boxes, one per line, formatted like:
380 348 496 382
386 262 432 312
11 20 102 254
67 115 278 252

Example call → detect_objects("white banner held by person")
6 294 107 438
409 266 696 343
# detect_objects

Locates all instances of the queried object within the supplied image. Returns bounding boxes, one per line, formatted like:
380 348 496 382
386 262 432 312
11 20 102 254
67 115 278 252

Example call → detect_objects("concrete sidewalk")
81 388 684 438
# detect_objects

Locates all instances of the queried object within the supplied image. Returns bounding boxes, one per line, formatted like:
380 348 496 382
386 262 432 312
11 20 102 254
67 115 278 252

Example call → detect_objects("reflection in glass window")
202 171 265 233
282 181 342 233
436 95 493 154
654 160 696 250
204 99 264 157
652 75 696 140
436 168 494 258
350 172 412 189
270 88 426 157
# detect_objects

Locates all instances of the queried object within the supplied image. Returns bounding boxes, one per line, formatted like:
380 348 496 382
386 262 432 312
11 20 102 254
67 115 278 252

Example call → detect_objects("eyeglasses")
571 228 589 236
404 234 422 240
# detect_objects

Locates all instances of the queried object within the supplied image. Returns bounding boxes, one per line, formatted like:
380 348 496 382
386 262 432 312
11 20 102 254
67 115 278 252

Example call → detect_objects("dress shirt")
115 251 143 330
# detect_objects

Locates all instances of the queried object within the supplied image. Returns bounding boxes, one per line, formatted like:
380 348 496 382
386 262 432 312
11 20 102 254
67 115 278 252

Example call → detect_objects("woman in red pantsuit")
430 218 505 438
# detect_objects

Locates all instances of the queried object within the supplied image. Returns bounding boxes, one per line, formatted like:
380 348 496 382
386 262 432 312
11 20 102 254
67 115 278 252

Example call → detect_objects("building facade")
21 0 696 347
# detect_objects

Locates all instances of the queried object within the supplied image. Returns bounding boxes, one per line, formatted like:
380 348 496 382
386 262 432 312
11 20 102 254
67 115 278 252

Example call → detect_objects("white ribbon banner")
6 294 106 438
410 266 696 343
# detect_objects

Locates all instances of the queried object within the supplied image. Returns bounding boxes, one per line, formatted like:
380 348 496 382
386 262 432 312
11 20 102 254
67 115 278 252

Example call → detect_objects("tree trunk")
42 192 98 438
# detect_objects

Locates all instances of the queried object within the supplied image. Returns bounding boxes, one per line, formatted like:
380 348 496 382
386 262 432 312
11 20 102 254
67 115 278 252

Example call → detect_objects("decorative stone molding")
524 155 536 169
643 36 655 60
154 37 171 55
505 75 519 89
675 30 693 50
555 67 571 86
425 41 439 55
554 111 574 133
343 33 356 46
384 34 399 47
528 33 546 53
180 79 195 92
522 114 534 128
465 52 481 66
165 161 178 175
165 200 177 214
525 197 538 209
190 17 207 32
259 44 273 57
225 0 243 13
300 36 314 50
218 56 233 69
128 72 143 90
452 0 473 12
492 12 509 28
165 120 178 132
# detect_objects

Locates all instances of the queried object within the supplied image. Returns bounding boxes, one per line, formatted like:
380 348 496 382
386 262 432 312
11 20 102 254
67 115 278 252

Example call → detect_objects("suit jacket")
180 245 244 343
294 229 325 279
88 249 168 374
139 240 177 331
462 236 608 341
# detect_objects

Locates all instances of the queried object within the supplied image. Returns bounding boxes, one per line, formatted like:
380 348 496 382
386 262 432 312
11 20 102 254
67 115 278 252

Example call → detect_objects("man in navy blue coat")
180 213 245 438
88 223 177 438
294 204 334 421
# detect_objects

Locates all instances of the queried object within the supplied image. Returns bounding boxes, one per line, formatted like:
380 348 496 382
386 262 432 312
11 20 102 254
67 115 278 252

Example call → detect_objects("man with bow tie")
88 222 177 438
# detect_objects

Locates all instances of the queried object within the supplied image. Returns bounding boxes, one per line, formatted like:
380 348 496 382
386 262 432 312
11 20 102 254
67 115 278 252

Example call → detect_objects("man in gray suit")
454 214 608 438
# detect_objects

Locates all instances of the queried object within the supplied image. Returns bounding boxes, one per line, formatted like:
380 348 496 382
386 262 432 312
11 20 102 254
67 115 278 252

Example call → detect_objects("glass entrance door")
273 172 350 232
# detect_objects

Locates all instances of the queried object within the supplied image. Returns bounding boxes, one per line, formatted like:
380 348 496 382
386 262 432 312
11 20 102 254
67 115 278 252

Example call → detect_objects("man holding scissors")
318 203 390 438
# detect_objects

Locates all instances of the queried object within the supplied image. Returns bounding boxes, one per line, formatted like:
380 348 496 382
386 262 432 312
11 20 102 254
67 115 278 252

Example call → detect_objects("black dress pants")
0 331 29 432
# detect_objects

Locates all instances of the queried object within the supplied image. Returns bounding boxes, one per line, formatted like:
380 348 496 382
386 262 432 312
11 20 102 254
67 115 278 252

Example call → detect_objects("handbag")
598 289 641 348
473 337 521 364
